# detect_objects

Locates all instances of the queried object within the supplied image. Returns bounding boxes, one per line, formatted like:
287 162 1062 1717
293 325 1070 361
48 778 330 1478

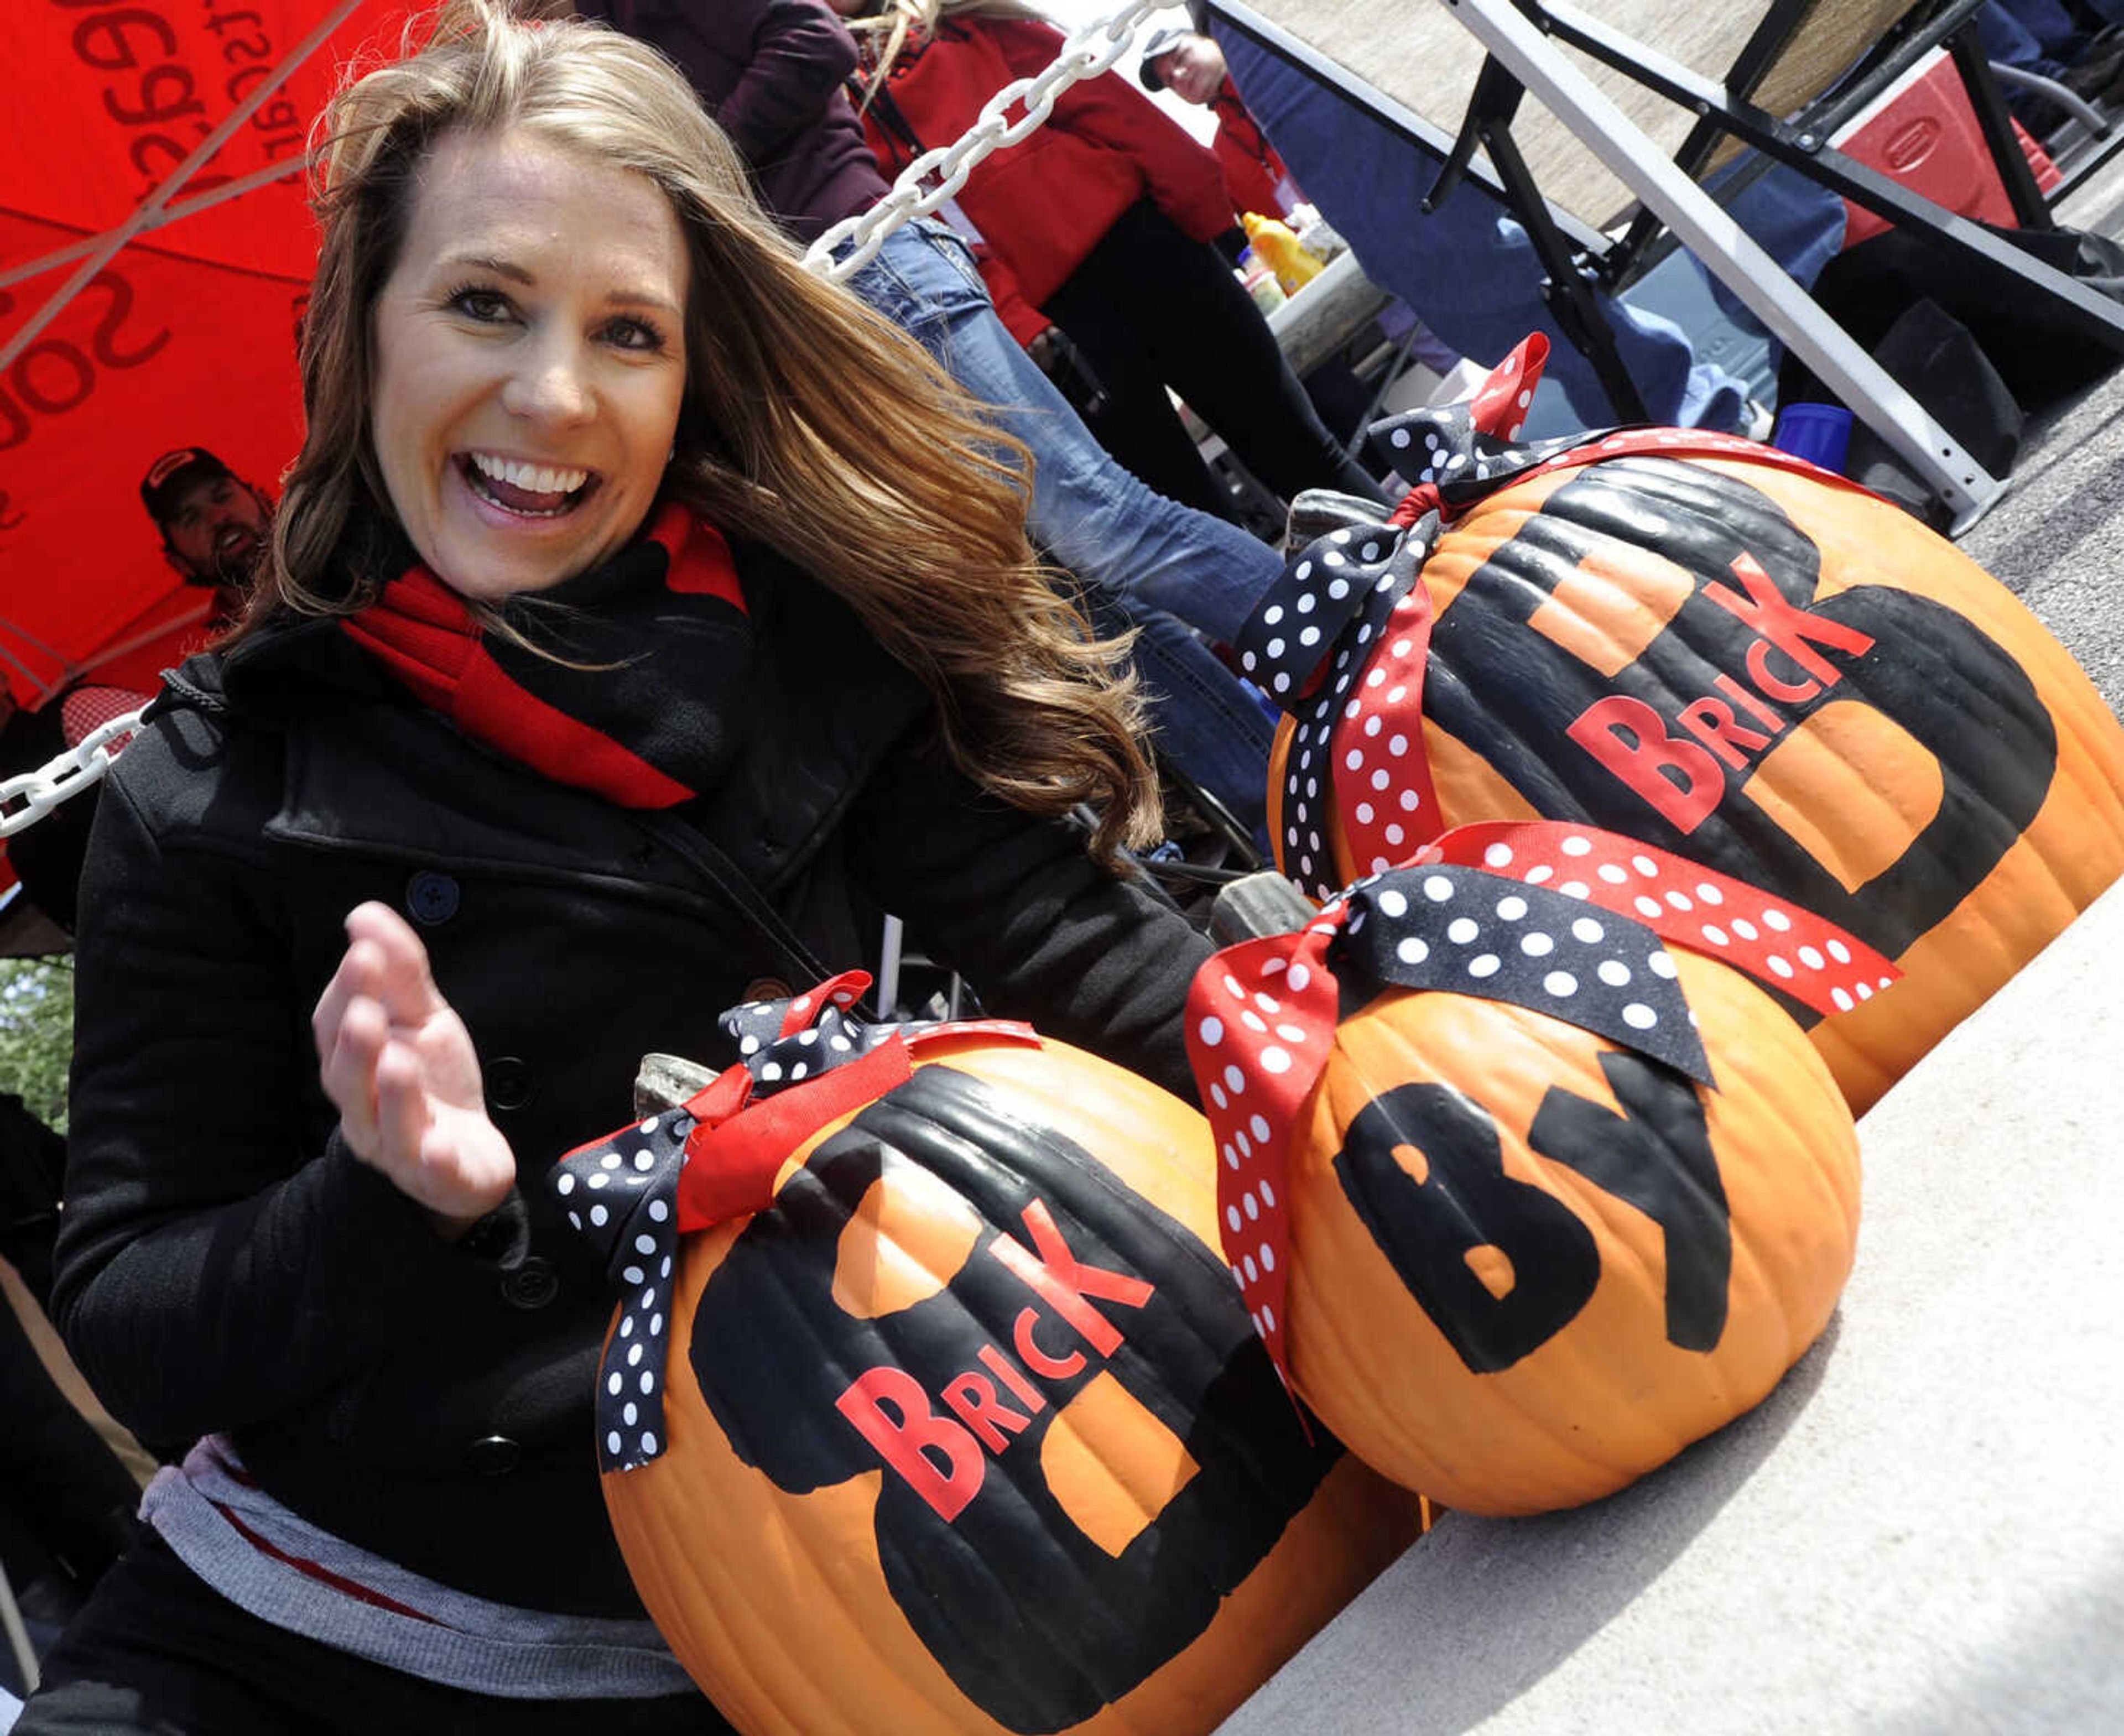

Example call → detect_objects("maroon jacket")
574 0 889 242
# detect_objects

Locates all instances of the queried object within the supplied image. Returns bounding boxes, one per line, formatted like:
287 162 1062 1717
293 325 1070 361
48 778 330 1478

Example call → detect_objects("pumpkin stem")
634 1051 717 1117
1209 870 1318 946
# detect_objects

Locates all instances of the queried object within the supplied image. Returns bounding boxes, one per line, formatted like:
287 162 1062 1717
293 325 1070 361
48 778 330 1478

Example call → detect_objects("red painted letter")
835 1367 984 1521
1566 694 1723 833
1676 696 1772 769
940 1372 1035 1453
988 1200 1153 1357
1705 552 1875 690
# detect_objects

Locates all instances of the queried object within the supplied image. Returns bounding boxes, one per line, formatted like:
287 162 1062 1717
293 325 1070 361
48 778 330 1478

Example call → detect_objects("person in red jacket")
840 0 1386 519
1138 23 1299 224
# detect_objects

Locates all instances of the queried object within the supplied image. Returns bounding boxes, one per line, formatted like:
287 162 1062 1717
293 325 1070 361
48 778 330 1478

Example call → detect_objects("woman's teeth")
471 453 589 494
464 452 592 517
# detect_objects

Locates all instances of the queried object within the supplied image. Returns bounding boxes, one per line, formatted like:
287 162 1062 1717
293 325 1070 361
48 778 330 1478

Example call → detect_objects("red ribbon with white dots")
1186 821 1897 1385
1184 919 1346 1385
1324 580 1442 882
1413 821 1898 1019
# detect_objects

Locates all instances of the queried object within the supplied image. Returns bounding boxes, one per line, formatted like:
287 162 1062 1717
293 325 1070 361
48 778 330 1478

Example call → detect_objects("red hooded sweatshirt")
857 16 1234 339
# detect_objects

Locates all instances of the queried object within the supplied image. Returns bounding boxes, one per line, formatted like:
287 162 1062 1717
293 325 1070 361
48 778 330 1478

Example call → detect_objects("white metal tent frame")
0 0 367 377
1209 0 2124 529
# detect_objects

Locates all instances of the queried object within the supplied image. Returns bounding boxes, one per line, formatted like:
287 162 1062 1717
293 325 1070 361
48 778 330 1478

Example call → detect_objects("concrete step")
1218 880 2124 1734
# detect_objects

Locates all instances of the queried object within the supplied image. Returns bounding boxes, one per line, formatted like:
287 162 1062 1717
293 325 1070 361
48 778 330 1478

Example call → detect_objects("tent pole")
71 605 216 685
0 159 311 294
0 0 367 374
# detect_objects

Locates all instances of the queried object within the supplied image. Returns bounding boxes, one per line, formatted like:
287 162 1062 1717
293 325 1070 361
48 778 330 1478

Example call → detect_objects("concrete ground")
1217 141 2124 1736
1220 883 2124 1734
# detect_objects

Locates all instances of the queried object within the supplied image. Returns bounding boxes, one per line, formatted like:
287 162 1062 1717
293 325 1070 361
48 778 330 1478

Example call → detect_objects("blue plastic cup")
1772 401 1854 474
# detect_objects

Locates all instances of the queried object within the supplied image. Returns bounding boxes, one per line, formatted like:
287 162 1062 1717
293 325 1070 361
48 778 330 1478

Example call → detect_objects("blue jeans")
840 221 1277 840
1981 0 2089 73
1086 593 1278 853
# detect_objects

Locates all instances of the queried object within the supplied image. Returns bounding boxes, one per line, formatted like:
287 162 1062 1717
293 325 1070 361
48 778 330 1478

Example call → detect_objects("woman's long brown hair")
254 0 1163 861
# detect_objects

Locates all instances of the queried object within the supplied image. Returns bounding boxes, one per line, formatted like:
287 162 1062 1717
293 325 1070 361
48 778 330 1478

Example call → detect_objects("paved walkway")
1220 884 2124 1733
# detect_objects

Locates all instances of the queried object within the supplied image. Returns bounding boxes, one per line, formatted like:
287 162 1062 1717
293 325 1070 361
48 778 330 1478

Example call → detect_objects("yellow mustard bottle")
1242 212 1326 295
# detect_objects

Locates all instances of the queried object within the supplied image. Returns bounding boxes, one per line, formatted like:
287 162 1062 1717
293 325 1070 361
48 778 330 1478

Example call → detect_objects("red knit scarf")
340 502 751 808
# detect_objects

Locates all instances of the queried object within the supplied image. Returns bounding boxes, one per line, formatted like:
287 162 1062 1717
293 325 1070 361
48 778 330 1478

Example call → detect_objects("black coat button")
741 977 791 1005
405 871 460 925
500 1257 559 1310
485 1056 533 1112
465 1434 521 1477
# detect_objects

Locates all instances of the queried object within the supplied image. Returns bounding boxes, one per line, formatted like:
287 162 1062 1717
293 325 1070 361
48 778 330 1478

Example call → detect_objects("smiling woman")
367 127 691 602
254 0 1166 864
25 3 1221 1732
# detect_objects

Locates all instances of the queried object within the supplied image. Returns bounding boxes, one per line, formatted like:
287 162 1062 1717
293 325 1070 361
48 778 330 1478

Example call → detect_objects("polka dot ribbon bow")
1183 820 1898 1383
1368 334 1590 524
553 971 1040 1470
1365 331 1848 531
1242 345 1858 906
1235 346 1575 898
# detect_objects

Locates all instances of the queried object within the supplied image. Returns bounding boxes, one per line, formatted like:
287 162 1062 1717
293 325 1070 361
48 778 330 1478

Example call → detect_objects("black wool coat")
54 542 1209 1616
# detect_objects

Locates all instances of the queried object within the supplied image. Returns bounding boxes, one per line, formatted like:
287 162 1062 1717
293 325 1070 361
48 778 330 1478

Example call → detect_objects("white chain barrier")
1 1 1173 844
1 710 140 840
805 0 1173 281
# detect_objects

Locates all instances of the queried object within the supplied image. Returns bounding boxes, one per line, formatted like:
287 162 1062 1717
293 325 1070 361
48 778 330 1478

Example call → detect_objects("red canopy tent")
1 0 418 931
0 0 434 698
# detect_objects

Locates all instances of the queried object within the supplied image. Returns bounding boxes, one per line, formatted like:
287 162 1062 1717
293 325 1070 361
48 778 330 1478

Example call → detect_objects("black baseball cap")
1138 25 1190 92
139 447 236 525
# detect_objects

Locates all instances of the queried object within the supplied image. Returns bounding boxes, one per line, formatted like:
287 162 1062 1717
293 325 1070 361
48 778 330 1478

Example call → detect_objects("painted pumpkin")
565 993 1419 1736
1252 354 2124 1114
1188 833 1867 1515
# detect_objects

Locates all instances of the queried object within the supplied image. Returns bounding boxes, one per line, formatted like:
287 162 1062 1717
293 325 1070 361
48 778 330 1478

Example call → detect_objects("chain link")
806 0 1174 280
2 2 1176 846
1 709 140 840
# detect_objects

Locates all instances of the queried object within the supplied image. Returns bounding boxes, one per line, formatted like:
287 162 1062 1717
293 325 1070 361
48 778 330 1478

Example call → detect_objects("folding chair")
1206 0 2124 529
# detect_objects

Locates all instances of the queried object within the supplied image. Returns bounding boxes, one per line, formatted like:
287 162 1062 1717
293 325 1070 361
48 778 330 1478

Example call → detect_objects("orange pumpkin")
1257 424 2124 1113
1189 847 1863 1515
578 1017 1419 1736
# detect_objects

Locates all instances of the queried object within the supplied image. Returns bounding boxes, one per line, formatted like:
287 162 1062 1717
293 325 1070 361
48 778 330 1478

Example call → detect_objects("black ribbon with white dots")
560 979 1040 1471
556 1111 691 1472
1271 522 1441 899
559 978 897 1472
1364 332 1608 514
1367 398 1601 513
720 990 899 1088
1233 516 1428 707
1331 864 1712 1084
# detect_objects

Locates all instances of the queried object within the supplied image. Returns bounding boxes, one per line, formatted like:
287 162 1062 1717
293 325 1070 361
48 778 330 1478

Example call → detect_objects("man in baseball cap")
138 446 272 627
139 446 270 583
1136 24 1194 94
1138 25 1302 223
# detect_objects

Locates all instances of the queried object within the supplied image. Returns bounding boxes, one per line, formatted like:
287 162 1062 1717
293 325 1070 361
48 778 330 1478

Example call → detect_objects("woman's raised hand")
313 900 518 1235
